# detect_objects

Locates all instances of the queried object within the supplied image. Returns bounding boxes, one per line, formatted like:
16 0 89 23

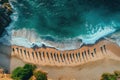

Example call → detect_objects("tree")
11 64 37 80
23 64 36 78
11 67 23 80
34 71 47 80
23 64 36 71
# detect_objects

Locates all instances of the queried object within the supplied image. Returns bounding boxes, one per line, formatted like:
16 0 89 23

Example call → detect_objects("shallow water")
2 0 120 50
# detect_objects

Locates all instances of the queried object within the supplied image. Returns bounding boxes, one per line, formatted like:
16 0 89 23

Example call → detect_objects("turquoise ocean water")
2 0 120 49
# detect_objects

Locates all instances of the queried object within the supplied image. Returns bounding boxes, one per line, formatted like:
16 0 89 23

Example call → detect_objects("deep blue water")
9 0 120 44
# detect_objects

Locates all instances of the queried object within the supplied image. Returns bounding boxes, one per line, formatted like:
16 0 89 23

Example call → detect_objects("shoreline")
11 38 119 52
9 28 120 51
0 19 119 50
11 39 120 66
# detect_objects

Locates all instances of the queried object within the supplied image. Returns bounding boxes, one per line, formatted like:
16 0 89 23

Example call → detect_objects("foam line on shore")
10 27 117 50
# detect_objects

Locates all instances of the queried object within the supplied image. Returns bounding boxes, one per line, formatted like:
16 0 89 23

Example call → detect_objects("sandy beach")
0 39 120 80
0 0 120 80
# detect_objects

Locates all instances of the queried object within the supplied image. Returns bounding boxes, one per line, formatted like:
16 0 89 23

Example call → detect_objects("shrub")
34 71 47 80
11 67 23 80
11 64 36 80
114 71 120 77
101 73 117 80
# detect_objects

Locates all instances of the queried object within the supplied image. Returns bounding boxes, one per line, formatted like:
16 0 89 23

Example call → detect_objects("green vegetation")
101 71 120 80
34 71 47 80
101 73 116 80
11 64 36 80
11 64 47 80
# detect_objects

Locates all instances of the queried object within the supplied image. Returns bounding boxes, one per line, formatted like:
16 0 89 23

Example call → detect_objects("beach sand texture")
11 40 120 66
10 40 120 80
1 40 120 80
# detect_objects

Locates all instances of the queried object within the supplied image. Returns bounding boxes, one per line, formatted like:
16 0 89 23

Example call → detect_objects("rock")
0 1 12 37
0 0 8 4
32 43 39 50
42 44 47 48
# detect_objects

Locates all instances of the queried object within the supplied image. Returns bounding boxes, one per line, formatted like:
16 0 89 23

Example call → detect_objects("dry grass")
0 74 12 80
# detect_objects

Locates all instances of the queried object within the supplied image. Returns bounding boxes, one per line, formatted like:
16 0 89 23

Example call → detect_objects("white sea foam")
79 27 116 44
104 31 120 47
10 24 118 50
1 19 118 50
11 28 83 50
11 37 32 47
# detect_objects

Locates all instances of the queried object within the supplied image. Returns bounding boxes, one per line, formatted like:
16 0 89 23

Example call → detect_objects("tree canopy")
11 64 36 80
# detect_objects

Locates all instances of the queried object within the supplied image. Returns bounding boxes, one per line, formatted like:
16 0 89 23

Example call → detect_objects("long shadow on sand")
0 44 11 73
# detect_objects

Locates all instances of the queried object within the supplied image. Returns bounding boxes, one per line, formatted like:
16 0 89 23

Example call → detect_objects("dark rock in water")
0 2 12 37
32 43 47 50
32 43 39 50
0 0 8 4
42 44 46 49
